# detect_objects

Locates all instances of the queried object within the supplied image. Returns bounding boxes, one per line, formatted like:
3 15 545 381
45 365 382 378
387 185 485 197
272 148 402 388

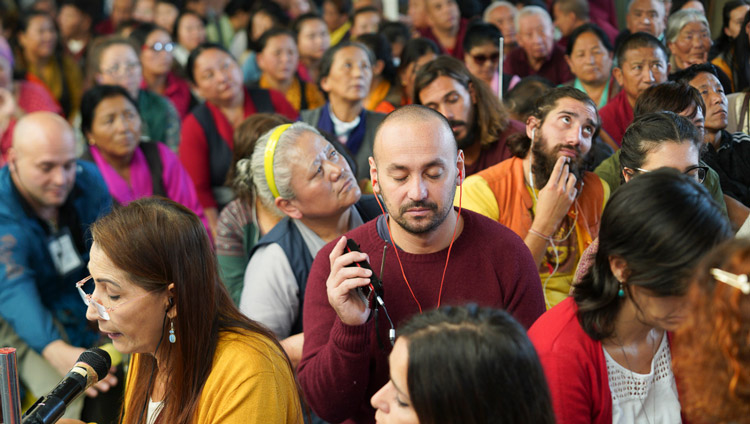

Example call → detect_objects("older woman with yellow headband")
237 122 381 366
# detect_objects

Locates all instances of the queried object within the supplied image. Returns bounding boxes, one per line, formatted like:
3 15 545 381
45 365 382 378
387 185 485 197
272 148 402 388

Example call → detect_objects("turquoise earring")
618 283 625 298
169 320 176 343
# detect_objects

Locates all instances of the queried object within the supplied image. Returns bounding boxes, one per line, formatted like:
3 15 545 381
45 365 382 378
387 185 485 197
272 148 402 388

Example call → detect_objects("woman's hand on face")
326 237 373 326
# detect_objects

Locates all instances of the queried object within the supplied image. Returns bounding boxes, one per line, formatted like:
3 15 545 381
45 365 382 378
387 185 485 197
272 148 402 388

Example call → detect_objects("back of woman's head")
80 84 138 135
574 168 732 339
673 238 750 424
250 122 322 211
229 113 292 202
399 305 555 424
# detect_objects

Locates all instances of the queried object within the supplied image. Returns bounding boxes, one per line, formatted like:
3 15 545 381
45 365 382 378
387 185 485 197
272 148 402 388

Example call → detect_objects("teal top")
573 78 611 109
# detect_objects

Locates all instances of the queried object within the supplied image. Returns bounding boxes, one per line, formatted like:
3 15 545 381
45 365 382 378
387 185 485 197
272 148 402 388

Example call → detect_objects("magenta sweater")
298 209 545 423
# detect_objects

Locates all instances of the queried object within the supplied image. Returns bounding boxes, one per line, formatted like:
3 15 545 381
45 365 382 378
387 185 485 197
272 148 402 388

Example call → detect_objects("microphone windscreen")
77 348 112 381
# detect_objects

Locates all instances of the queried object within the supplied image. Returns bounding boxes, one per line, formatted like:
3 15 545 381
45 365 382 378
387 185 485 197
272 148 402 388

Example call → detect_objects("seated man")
553 0 619 50
483 0 517 55
0 112 113 417
460 86 609 308
414 55 525 176
504 6 573 85
418 0 470 59
614 0 667 49
671 63 750 216
599 32 669 145
297 105 545 424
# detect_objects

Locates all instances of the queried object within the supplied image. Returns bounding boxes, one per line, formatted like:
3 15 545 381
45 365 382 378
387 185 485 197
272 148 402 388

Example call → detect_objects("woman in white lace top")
528 166 733 424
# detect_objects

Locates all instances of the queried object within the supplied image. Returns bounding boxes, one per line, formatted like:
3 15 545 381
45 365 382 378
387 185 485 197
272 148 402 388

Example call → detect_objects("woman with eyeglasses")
530 168 732 424
60 197 303 424
129 23 195 119
79 84 208 233
672 238 750 424
371 305 556 424
563 24 616 110
86 36 181 151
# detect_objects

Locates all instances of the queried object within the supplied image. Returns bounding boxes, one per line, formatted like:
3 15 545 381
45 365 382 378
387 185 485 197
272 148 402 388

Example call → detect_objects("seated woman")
180 43 297 236
14 11 82 119
240 3 290 85
61 197 302 424
80 84 208 233
172 11 206 69
564 23 616 110
529 168 732 424
673 238 750 424
358 33 402 113
256 28 325 113
86 36 181 151
238 122 380 365
371 305 556 424
129 23 195 119
300 41 386 186
0 35 62 162
709 1 749 82
217 113 290 305
666 9 733 93
293 13 331 84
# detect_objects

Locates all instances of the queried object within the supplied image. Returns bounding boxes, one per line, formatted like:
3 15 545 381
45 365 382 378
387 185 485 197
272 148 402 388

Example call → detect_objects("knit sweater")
298 209 545 423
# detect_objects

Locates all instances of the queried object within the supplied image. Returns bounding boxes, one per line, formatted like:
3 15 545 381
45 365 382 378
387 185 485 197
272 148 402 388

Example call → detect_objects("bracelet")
528 228 553 242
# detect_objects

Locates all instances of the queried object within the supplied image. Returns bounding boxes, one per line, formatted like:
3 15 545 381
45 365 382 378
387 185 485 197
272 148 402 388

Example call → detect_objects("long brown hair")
673 239 750 424
413 55 509 148
90 197 293 423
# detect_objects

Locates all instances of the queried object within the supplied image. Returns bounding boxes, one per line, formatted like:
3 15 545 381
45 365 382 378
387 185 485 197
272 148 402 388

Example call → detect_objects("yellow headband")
264 124 292 199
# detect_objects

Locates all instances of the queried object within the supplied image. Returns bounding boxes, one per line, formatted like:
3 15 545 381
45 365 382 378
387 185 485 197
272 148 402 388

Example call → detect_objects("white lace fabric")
604 333 682 424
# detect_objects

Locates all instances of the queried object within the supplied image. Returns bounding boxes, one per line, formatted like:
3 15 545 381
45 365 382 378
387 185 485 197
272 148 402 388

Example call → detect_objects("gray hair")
248 121 323 212
515 6 552 33
665 9 710 43
483 1 515 22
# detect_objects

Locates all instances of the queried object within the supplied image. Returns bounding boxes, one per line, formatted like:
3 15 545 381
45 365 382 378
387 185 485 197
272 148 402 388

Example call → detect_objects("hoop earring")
169 319 176 343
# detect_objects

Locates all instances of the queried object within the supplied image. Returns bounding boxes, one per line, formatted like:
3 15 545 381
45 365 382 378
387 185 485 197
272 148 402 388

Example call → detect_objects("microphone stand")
0 348 22 424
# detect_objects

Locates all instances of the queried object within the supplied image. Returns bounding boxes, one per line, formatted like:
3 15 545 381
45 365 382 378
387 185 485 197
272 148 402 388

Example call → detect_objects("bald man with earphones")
0 112 115 420
297 105 544 424
459 86 610 310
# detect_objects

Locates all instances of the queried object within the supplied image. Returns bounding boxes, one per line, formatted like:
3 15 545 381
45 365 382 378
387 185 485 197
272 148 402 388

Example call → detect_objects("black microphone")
22 347 111 424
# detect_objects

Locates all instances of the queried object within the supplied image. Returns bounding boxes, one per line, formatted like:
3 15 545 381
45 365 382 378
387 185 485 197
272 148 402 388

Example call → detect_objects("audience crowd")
1 0 749 423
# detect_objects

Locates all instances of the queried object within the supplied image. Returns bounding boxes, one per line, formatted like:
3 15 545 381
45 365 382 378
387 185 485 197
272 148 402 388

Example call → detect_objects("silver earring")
169 319 176 343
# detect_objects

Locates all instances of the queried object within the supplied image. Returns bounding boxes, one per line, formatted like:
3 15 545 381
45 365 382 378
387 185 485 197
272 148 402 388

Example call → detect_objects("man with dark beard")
460 86 610 309
297 105 545 424
414 55 525 177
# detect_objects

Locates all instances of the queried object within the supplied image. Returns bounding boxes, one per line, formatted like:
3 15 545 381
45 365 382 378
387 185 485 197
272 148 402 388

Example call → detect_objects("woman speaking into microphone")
61 197 302 424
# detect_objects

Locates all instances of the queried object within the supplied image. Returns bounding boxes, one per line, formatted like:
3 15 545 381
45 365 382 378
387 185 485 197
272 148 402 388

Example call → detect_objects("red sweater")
298 210 545 424
179 88 297 208
464 118 525 177
598 89 633 146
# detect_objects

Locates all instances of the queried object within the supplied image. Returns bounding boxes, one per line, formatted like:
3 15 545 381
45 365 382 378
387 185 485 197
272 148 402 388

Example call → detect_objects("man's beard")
530 128 588 188
452 120 477 150
381 192 454 235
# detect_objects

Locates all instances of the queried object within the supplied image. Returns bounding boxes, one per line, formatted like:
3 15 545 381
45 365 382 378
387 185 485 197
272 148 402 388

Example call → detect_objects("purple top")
90 142 210 232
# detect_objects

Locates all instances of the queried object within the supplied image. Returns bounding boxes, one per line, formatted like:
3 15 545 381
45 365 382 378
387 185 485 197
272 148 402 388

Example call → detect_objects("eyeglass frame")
100 61 142 77
626 165 708 184
76 275 152 320
143 42 174 53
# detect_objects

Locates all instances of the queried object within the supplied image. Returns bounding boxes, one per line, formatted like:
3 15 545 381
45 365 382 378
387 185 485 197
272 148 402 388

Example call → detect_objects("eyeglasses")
101 61 141 77
143 42 174 53
469 52 500 66
76 275 151 320
632 165 708 184
710 268 750 294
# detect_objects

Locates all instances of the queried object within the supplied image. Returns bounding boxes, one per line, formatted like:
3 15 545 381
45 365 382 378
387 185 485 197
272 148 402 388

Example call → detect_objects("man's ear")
526 116 540 139
275 197 303 220
6 148 17 174
612 66 624 87
369 156 380 194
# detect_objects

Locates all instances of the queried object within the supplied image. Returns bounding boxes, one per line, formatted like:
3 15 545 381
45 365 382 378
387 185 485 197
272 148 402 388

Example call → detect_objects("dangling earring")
88 138 96 146
618 282 625 298
169 319 176 343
